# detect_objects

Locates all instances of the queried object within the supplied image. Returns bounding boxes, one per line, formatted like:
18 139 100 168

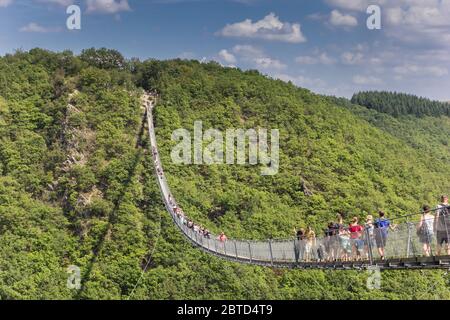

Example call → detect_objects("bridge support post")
269 240 274 266
406 217 411 258
294 239 299 264
427 212 434 258
248 241 252 263
365 227 374 265
234 241 238 261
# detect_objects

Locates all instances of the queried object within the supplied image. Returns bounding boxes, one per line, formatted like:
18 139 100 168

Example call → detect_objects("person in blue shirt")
374 211 396 260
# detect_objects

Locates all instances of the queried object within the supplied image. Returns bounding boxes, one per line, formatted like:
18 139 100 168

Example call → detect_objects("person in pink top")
218 232 228 242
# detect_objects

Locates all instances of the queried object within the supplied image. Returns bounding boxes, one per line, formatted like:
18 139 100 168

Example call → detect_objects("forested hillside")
351 91 450 118
1 48 450 300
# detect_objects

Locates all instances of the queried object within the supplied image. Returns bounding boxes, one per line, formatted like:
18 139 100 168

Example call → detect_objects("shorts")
419 232 434 245
353 239 365 251
375 232 388 249
364 236 376 249
436 231 449 245
339 236 352 253
305 243 312 254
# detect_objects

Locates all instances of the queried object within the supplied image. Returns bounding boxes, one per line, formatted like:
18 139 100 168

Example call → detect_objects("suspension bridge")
143 93 450 270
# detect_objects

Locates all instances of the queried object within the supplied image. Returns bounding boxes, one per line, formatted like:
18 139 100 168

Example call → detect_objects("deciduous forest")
1 48 449 300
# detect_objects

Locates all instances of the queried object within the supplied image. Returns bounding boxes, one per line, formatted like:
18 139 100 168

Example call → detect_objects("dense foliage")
0 48 450 300
351 91 450 118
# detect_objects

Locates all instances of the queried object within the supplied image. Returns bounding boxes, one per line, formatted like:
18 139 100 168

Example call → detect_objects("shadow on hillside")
75 110 148 299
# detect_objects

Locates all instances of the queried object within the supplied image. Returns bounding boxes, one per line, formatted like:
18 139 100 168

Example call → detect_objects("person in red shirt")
349 217 364 260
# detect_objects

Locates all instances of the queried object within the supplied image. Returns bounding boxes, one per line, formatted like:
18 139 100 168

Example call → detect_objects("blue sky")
1 0 450 100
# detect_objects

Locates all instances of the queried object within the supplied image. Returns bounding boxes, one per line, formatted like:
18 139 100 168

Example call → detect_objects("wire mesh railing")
144 95 450 269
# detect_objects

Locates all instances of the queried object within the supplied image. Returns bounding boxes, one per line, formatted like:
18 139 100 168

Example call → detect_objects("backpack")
375 218 390 229
416 223 426 237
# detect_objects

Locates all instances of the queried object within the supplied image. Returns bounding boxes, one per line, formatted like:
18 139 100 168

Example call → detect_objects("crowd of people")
151 129 228 243
166 185 450 263
170 199 230 242
294 195 450 262
152 147 164 178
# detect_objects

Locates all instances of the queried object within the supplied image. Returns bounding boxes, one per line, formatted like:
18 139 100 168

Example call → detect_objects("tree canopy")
351 91 450 118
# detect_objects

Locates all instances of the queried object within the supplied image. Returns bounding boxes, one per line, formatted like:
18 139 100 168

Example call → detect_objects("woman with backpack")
417 205 434 257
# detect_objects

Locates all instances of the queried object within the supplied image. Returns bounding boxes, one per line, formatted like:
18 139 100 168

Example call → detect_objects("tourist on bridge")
332 213 345 260
179 214 186 226
435 195 450 256
324 222 339 262
294 228 306 263
304 226 316 262
338 224 351 261
374 211 396 260
418 205 435 257
203 228 211 239
218 232 228 242
364 215 376 260
349 217 364 260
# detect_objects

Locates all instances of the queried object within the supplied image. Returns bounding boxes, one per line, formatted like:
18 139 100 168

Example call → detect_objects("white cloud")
36 0 74 6
394 64 449 77
217 12 306 43
294 56 317 65
275 73 327 89
384 2 450 46
234 45 287 70
254 57 286 70
1 0 76 8
325 0 386 11
177 52 196 60
352 75 383 85
327 0 450 46
86 0 131 14
218 49 237 64
0 0 13 7
295 52 336 65
19 22 62 33
341 51 364 65
232 44 263 57
216 44 286 71
329 10 358 27
413 49 450 63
